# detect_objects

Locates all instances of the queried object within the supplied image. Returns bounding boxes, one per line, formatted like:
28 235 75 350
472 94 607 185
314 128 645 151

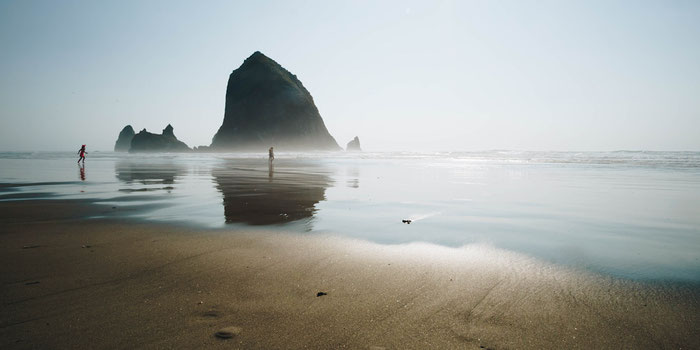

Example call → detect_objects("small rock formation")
162 124 175 137
211 51 341 151
129 124 191 153
114 125 135 152
346 136 361 151
193 145 211 152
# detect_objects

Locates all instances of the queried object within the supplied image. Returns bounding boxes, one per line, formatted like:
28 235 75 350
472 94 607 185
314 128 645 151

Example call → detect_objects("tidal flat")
1 151 699 348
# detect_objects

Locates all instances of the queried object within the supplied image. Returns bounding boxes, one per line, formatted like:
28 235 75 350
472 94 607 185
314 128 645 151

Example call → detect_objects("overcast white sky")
1 0 699 152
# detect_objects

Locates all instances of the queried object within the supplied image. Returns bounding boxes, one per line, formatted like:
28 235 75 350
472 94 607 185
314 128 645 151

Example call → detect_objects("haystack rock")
129 124 191 153
114 125 135 152
210 51 341 151
346 136 361 151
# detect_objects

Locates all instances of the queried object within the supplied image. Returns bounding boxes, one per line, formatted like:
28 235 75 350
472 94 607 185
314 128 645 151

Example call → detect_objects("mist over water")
1 151 699 282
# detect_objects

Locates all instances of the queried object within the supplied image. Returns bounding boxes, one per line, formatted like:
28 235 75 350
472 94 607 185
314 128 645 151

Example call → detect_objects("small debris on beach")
316 292 328 297
215 326 242 339
25 281 40 285
82 245 91 248
21 245 40 249
402 219 412 224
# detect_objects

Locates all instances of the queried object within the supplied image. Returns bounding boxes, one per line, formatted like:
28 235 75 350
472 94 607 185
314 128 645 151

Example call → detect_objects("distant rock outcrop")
210 51 341 151
129 124 191 153
346 136 361 151
114 125 135 152
193 145 211 152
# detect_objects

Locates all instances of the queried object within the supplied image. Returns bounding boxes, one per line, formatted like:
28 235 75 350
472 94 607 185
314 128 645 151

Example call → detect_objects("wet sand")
1 200 699 349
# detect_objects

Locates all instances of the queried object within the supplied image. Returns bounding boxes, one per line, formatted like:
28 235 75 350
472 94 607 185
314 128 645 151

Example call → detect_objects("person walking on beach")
77 144 87 163
269 146 274 162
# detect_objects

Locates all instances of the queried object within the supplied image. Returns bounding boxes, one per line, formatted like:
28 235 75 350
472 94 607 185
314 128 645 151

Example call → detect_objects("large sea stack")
211 51 341 151
114 125 135 152
129 124 191 153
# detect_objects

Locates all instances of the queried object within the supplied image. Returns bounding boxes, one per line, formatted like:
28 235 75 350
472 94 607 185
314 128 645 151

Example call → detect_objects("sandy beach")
3 0 700 347
1 199 698 349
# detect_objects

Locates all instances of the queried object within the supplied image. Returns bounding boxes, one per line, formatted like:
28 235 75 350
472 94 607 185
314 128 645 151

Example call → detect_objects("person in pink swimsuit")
77 144 87 163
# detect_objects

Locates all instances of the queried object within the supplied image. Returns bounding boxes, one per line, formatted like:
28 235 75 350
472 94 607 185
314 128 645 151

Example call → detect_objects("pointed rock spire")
211 51 340 151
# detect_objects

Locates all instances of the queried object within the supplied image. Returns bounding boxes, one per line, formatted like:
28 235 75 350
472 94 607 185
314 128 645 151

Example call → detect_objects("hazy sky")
1 0 699 152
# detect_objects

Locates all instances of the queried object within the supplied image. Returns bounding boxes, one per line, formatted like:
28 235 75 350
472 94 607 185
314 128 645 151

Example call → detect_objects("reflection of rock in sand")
115 161 185 193
115 161 186 185
213 159 331 225
346 166 359 188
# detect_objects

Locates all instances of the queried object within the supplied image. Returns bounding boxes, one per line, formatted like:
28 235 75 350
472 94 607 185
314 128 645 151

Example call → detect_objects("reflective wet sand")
1 200 698 349
1 151 699 281
213 159 331 225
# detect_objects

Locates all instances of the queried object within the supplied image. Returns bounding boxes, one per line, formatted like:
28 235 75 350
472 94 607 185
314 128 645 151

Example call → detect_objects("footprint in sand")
215 326 242 339
203 310 221 318
192 308 223 324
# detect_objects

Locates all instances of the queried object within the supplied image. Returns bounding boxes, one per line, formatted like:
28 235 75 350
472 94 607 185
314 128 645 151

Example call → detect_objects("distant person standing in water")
77 144 87 163
269 147 274 162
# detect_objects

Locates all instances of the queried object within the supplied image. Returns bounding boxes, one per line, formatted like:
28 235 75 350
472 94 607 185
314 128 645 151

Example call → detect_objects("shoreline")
1 199 699 349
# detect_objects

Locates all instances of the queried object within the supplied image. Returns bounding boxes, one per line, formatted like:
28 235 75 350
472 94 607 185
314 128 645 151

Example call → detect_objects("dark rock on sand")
211 51 341 151
316 291 328 297
346 136 361 151
114 125 135 152
215 326 242 339
129 125 191 153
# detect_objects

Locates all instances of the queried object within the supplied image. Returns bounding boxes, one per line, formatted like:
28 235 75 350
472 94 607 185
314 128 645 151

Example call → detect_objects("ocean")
1 150 699 282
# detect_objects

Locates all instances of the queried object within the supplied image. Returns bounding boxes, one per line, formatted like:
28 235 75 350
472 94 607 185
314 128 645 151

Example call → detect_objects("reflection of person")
79 163 86 181
268 147 274 162
77 144 87 163
268 160 274 181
